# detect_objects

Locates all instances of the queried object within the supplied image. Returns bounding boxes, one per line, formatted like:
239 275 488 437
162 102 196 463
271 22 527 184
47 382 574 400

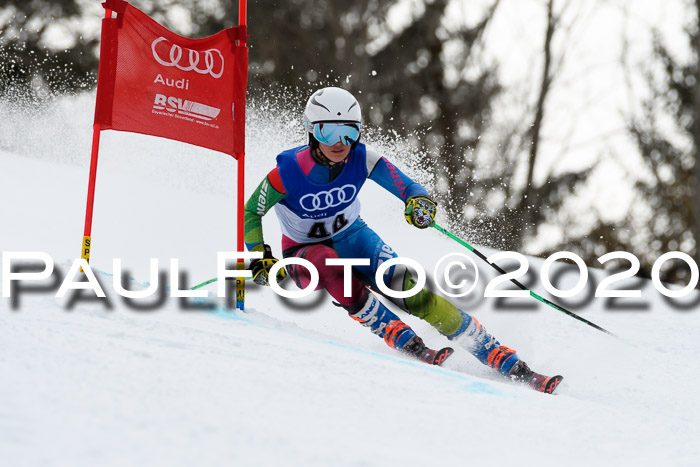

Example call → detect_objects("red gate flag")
82 0 250 310
95 0 248 157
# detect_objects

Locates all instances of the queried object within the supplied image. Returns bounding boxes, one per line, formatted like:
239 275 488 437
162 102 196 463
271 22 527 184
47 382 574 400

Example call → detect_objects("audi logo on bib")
300 185 357 211
151 37 225 78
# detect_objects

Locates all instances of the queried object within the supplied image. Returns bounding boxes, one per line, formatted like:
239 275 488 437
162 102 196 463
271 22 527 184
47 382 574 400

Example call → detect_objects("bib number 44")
307 214 349 239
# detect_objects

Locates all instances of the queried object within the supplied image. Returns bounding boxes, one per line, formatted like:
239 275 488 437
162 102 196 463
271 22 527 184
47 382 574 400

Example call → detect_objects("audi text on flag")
95 0 248 157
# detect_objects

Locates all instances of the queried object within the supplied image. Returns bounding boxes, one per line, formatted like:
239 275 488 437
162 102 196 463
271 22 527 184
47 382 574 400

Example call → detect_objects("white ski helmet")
303 87 362 147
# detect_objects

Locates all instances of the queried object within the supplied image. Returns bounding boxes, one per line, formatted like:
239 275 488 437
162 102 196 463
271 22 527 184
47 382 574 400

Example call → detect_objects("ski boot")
348 292 453 366
508 361 564 394
403 336 454 366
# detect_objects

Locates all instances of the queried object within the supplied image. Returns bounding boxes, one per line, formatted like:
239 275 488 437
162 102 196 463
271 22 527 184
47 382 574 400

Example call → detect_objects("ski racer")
244 87 562 393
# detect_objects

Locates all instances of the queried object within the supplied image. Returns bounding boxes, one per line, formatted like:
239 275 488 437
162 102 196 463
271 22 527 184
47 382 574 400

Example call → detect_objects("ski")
422 347 455 366
526 373 564 394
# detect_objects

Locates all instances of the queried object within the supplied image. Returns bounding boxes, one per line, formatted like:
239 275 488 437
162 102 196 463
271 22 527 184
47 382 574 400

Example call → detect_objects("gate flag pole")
81 6 113 265
235 0 248 310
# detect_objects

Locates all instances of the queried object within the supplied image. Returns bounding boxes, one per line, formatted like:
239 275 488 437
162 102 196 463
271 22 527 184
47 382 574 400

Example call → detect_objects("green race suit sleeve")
244 168 286 250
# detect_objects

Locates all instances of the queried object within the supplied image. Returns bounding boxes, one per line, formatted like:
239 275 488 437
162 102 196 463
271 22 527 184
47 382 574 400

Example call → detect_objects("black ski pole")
431 223 617 338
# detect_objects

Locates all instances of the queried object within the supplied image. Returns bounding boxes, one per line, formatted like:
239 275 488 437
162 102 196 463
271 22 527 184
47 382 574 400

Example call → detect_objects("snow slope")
1 94 700 467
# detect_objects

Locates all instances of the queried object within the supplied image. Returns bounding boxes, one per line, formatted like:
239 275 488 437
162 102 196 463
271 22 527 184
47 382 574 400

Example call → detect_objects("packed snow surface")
1 95 700 466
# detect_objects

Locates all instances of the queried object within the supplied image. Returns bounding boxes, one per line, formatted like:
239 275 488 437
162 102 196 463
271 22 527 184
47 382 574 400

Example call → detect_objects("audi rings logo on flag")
300 185 357 212
151 37 225 78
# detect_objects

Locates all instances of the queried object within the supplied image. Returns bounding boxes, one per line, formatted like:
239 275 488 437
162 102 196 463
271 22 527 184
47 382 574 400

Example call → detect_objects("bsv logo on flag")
153 94 221 121
300 185 357 212
151 37 225 79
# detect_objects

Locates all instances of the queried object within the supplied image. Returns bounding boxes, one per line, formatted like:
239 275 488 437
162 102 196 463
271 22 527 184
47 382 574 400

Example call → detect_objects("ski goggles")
313 122 361 146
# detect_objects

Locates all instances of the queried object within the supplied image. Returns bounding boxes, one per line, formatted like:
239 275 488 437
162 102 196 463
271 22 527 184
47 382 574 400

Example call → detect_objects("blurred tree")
363 0 501 233
363 0 599 261
625 1 700 284
0 0 99 99
498 0 608 256
243 0 381 92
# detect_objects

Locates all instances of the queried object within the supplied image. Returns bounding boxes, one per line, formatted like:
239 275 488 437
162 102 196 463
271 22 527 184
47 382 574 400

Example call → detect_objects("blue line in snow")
315 338 508 396
208 302 508 397
86 264 507 396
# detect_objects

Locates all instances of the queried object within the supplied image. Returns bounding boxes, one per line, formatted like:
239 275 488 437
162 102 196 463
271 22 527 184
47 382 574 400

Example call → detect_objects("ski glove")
404 196 437 229
250 244 287 286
